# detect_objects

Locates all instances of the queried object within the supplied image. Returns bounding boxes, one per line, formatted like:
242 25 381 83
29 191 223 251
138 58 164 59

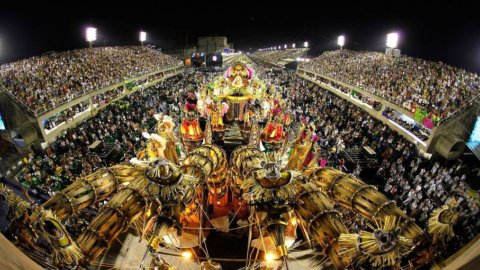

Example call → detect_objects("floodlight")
338 35 345 48
386 32 399 48
86 27 97 43
139 31 147 44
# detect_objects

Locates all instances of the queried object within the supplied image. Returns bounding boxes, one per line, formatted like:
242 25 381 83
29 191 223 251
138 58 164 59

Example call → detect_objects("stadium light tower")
338 35 345 50
386 32 399 49
85 27 97 48
304 41 309 48
139 31 147 46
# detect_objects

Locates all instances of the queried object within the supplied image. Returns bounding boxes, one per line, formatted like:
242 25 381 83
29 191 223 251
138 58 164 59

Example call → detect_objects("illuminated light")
284 44 287 49
139 31 147 42
296 57 301 62
212 55 218 61
216 201 221 205
265 252 277 262
285 237 295 248
290 217 297 226
181 250 193 259
292 43 296 48
386 32 399 48
337 35 345 47
304 41 309 48
86 27 97 43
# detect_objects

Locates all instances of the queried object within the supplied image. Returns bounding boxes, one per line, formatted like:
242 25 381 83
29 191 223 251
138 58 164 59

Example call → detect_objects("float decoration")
0 64 459 270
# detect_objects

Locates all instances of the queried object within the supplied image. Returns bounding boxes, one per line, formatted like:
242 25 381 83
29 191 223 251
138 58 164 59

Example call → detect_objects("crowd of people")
382 107 431 141
17 71 220 197
250 48 308 67
300 50 480 121
9 64 480 263
0 46 181 114
266 71 479 251
42 100 90 130
17 75 190 196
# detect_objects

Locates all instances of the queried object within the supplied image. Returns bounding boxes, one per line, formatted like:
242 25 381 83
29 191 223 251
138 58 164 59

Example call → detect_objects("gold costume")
157 119 179 164
286 126 313 170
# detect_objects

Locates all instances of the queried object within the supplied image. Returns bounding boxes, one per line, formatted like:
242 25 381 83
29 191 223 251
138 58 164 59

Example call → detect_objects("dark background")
1 0 480 72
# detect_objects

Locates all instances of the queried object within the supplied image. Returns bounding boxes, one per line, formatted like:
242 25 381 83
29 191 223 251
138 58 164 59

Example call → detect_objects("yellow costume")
210 103 224 130
137 134 166 162
286 126 312 170
157 118 179 164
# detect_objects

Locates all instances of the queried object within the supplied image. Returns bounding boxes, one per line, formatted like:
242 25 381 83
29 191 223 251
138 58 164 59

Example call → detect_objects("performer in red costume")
261 99 287 142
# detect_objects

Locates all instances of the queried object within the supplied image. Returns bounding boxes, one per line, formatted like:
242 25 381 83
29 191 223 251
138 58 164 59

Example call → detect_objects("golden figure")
137 132 167 162
286 125 313 170
428 197 459 244
209 102 224 131
156 115 179 164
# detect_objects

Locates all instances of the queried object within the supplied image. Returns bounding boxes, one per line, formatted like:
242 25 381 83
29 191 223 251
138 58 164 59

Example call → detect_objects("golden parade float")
0 62 464 270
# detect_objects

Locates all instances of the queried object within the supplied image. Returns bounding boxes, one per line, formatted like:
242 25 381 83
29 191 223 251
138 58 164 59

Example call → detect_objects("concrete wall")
0 92 39 147
428 100 480 158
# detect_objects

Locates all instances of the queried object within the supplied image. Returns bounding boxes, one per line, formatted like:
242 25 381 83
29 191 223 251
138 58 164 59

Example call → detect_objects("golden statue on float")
0 61 462 270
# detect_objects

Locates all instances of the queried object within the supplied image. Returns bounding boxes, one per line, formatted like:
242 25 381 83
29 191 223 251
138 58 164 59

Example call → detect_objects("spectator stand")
24 65 183 144
297 68 434 151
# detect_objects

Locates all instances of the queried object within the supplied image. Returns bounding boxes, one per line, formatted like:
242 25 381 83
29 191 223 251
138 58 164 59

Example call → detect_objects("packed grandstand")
0 41 479 270
0 46 181 115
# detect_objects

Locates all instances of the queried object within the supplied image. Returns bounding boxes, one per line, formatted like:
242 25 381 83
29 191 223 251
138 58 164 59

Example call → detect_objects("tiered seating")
300 50 480 122
250 48 308 67
0 46 181 115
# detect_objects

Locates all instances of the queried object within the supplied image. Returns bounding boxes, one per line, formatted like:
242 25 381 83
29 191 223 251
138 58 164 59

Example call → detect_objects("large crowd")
18 74 188 196
266 72 479 251
9 65 480 263
17 71 219 197
300 50 480 120
250 49 308 67
0 46 181 114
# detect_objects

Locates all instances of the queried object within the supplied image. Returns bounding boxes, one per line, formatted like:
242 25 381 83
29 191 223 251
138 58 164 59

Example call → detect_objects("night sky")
1 0 480 73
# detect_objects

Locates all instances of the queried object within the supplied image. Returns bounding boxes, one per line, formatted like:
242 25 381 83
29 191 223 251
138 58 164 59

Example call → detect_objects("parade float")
0 62 461 270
